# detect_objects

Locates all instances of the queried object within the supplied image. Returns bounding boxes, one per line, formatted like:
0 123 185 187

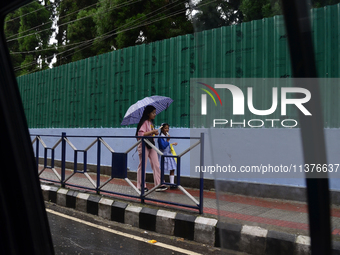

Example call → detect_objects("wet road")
48 209 193 254
46 203 245 254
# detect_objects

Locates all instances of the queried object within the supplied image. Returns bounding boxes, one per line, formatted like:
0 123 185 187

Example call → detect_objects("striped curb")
98 198 114 220
41 184 340 254
156 210 176 236
125 205 142 228
140 207 158 231
111 201 127 223
194 216 218 246
240 225 267 255
174 213 196 240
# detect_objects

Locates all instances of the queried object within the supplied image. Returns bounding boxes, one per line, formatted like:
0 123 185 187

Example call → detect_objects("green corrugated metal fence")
17 4 340 128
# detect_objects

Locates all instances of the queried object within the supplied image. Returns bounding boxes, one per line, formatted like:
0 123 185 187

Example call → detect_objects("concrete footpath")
39 167 340 255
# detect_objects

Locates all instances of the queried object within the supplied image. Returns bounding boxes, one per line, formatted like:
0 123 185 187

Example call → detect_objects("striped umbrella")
121 95 173 125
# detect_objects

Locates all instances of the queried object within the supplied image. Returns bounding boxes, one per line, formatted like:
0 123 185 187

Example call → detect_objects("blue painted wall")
30 127 340 191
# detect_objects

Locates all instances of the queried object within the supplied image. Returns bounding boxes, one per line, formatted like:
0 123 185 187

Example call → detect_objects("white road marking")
47 209 202 255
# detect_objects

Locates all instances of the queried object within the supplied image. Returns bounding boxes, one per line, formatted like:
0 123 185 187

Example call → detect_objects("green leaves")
5 0 53 76
239 0 340 22
8 0 337 75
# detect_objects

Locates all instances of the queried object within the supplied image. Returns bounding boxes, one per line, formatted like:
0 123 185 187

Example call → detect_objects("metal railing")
31 133 204 214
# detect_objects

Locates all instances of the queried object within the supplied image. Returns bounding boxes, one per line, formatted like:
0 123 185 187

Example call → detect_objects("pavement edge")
42 184 340 254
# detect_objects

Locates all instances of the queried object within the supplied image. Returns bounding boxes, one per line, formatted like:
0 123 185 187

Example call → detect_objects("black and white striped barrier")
41 184 340 254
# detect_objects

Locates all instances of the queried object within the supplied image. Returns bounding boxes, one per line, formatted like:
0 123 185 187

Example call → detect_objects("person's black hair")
160 123 169 135
136 105 156 136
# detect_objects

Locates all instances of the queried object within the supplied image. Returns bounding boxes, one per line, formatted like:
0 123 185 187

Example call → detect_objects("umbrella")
121 95 173 125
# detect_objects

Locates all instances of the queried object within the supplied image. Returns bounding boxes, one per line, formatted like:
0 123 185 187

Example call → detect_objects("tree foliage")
239 0 340 22
54 0 98 66
191 0 243 31
5 0 54 76
4 11 23 71
92 0 194 51
4 0 340 75
52 0 195 66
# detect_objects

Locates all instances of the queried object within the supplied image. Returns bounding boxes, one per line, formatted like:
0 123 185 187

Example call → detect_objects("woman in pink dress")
136 105 168 192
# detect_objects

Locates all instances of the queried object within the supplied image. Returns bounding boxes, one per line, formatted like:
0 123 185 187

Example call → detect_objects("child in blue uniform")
158 123 177 188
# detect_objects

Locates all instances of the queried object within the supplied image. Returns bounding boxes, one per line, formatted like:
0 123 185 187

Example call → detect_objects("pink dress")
137 120 161 189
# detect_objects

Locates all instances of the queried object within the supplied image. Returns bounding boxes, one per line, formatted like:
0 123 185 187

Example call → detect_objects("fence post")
51 149 55 169
96 137 101 194
61 132 66 188
161 155 165 184
141 138 145 203
35 136 39 172
199 133 204 214
177 157 181 186
44 148 47 169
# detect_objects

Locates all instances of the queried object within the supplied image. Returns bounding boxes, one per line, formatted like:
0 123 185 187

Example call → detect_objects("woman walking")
136 105 168 192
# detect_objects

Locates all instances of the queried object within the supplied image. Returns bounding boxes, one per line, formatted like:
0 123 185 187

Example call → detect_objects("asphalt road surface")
46 203 247 255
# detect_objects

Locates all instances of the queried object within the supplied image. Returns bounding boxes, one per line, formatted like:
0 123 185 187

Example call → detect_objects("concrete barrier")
41 184 340 254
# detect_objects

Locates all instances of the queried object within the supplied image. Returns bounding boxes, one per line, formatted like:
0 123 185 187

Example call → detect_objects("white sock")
170 175 175 184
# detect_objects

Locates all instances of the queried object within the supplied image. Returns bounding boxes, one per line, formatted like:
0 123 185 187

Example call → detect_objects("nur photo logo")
197 82 222 115
193 79 312 128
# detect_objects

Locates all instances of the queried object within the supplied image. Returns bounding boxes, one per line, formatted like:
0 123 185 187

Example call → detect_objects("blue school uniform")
158 133 177 172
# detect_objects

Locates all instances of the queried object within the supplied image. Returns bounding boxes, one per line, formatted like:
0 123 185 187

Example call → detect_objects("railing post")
51 149 55 169
141 138 145 203
84 151 87 172
96 137 101 194
177 157 181 186
199 133 204 214
74 150 77 172
61 132 66 188
35 136 39 172
44 148 47 169
161 155 165 184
